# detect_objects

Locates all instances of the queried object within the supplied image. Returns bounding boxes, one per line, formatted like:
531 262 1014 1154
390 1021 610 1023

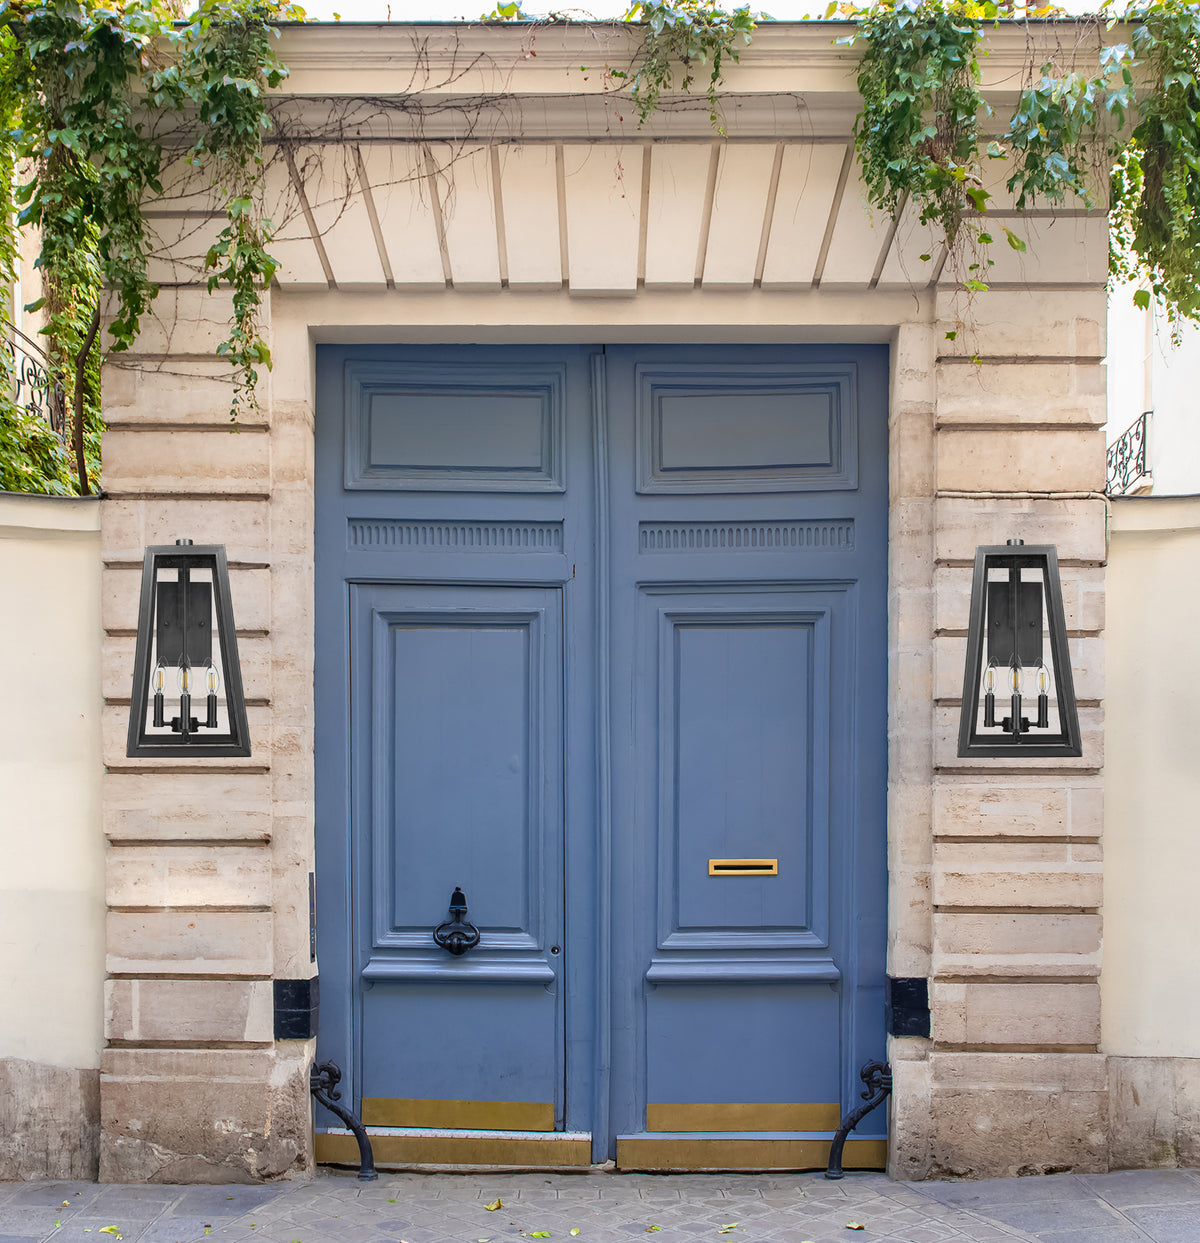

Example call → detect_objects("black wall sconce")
957 540 1081 758
126 540 251 758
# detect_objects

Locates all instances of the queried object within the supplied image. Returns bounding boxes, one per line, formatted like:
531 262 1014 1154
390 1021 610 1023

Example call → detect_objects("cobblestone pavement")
3 1168 1200 1243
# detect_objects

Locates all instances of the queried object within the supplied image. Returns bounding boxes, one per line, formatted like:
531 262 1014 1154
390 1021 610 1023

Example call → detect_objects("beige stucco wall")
1102 496 1200 1168
0 491 104 1177
1104 496 1200 1057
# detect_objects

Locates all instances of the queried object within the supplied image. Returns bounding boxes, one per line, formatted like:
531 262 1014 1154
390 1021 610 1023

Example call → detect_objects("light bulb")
152 661 166 728
204 663 220 729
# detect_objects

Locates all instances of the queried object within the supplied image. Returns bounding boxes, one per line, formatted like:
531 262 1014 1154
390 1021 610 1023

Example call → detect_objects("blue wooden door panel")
605 345 888 1137
646 983 841 1105
316 345 597 1145
362 984 560 1106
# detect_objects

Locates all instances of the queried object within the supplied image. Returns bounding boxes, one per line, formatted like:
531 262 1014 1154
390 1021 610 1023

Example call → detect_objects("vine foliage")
0 0 299 496
838 0 1200 338
620 0 757 130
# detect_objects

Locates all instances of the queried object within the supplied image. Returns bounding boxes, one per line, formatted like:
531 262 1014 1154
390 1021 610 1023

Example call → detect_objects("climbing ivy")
1109 2 1200 329
838 0 1200 336
620 0 758 130
482 0 758 131
0 0 299 496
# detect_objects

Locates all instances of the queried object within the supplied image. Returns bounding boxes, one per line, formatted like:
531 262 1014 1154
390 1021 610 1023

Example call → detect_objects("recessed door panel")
646 983 841 1106
662 602 827 940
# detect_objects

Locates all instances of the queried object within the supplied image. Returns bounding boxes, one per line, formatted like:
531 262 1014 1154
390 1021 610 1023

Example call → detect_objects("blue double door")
315 344 888 1167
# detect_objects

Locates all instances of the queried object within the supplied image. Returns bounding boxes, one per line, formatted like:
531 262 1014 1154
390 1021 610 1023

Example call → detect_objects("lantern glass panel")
969 559 1062 741
138 562 236 741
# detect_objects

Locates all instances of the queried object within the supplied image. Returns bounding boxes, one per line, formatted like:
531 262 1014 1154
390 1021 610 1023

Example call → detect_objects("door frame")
313 341 890 1167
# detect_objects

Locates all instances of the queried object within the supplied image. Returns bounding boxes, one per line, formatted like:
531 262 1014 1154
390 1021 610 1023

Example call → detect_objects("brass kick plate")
709 859 778 876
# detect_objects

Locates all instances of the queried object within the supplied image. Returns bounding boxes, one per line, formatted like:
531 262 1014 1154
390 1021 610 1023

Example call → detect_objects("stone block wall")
98 290 316 1183
888 288 1110 1180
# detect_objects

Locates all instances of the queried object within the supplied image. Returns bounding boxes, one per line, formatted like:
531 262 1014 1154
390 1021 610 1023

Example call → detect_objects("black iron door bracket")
825 1059 892 1180
310 1059 377 1181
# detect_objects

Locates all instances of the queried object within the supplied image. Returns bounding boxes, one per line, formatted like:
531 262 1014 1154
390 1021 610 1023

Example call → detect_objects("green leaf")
1003 226 1026 253
1133 288 1151 309
485 1200 503 1212
964 186 989 212
530 1234 551 1239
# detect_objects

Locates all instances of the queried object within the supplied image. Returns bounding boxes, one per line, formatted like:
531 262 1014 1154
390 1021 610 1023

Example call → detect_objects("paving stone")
1123 1205 1200 1243
971 1198 1132 1234
0 1208 87 1237
167 1191 282 1219
911 1177 1093 1209
1080 1170 1200 1208
5 1186 99 1209
1033 1230 1148 1242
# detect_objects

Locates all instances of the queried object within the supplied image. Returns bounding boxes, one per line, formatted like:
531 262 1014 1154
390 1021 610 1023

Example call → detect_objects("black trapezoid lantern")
126 540 251 758
957 539 1081 759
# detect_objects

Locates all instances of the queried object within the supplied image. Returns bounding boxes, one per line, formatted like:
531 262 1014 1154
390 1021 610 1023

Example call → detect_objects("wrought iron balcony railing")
2 319 67 438
1107 410 1150 496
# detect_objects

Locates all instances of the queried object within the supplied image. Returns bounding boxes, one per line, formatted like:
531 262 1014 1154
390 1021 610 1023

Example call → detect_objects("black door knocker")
433 886 480 956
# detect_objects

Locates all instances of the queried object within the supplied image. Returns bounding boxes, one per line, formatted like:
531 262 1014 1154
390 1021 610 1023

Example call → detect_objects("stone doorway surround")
96 21 1108 1182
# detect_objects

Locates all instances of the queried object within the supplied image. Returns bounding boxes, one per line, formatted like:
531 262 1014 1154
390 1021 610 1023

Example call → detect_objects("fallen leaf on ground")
646 1228 661 1234
570 1231 580 1237
530 1233 551 1238
846 1224 865 1232
99 1230 123 1240
719 1226 739 1234
63 1201 70 1207
485 1198 503 1211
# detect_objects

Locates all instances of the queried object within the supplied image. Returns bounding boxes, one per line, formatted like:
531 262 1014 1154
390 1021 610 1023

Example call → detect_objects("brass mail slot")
709 858 779 876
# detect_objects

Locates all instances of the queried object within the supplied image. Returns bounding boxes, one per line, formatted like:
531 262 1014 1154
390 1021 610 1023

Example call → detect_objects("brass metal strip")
361 1098 555 1131
708 859 779 876
646 1103 842 1132
616 1136 887 1172
316 1131 592 1168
